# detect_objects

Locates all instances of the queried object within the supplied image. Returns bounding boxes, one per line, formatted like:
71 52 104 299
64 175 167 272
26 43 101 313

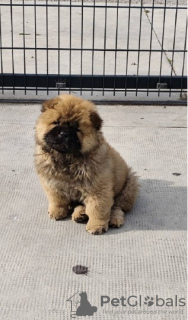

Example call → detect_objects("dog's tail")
115 167 139 212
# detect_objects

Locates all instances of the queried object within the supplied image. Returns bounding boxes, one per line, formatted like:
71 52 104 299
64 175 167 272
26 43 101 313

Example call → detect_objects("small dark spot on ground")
172 173 181 176
72 265 89 275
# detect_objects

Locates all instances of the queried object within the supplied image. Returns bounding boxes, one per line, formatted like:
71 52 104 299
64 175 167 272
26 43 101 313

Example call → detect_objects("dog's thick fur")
35 94 139 234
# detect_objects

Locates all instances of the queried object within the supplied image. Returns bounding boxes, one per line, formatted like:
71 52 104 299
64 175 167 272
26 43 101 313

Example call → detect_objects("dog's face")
35 95 103 155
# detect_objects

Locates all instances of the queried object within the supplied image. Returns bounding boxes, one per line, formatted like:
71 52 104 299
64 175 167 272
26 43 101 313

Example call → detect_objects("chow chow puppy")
35 94 139 234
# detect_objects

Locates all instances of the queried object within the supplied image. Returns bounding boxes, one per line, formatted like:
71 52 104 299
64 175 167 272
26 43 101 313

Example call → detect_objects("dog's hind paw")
72 205 88 223
109 208 125 228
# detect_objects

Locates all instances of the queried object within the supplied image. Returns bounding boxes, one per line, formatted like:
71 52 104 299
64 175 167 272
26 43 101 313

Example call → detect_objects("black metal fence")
0 0 187 99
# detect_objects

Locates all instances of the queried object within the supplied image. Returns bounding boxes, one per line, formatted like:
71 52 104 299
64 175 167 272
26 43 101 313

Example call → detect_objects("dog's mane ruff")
35 134 110 186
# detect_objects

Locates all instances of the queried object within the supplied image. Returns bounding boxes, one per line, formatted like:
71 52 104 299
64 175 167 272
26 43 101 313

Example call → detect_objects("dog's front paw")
72 205 88 223
86 220 109 235
48 206 68 220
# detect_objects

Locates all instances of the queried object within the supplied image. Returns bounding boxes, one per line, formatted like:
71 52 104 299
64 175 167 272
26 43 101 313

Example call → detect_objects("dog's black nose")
58 130 69 139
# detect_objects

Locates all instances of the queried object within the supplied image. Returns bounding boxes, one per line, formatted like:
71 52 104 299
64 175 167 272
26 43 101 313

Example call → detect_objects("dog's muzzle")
44 124 81 153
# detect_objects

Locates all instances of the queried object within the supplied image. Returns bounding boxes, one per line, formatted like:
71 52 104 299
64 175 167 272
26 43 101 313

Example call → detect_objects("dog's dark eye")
53 120 60 125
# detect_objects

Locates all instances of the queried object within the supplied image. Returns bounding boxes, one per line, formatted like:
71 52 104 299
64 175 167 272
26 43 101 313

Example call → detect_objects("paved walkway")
0 102 186 319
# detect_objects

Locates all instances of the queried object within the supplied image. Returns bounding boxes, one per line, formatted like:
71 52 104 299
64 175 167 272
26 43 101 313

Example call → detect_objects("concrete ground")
0 102 186 319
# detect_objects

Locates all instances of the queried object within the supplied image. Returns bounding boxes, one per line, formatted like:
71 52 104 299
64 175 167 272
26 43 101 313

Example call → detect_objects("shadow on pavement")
109 178 187 234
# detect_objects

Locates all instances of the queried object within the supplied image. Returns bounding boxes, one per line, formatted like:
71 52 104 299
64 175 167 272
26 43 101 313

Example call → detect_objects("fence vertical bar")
34 0 38 95
91 0 96 96
135 0 143 96
114 0 119 96
102 0 108 96
10 0 15 94
146 0 154 97
169 1 178 97
125 0 131 96
158 0 167 97
80 0 84 95
46 0 49 95
0 7 4 94
58 0 60 95
69 0 72 93
22 0 26 95
180 19 187 98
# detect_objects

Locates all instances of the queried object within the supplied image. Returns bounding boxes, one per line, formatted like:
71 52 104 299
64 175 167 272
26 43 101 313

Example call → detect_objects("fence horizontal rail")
0 47 185 53
0 4 186 10
0 74 186 89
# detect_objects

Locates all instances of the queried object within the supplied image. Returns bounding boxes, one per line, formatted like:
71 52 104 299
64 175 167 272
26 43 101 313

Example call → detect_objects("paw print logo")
144 296 154 307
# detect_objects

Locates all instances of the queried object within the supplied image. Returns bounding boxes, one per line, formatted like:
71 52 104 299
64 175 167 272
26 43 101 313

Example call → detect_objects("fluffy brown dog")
35 95 139 234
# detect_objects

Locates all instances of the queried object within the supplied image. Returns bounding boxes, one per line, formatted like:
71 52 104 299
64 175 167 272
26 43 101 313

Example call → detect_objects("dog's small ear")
90 111 103 130
41 98 59 112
